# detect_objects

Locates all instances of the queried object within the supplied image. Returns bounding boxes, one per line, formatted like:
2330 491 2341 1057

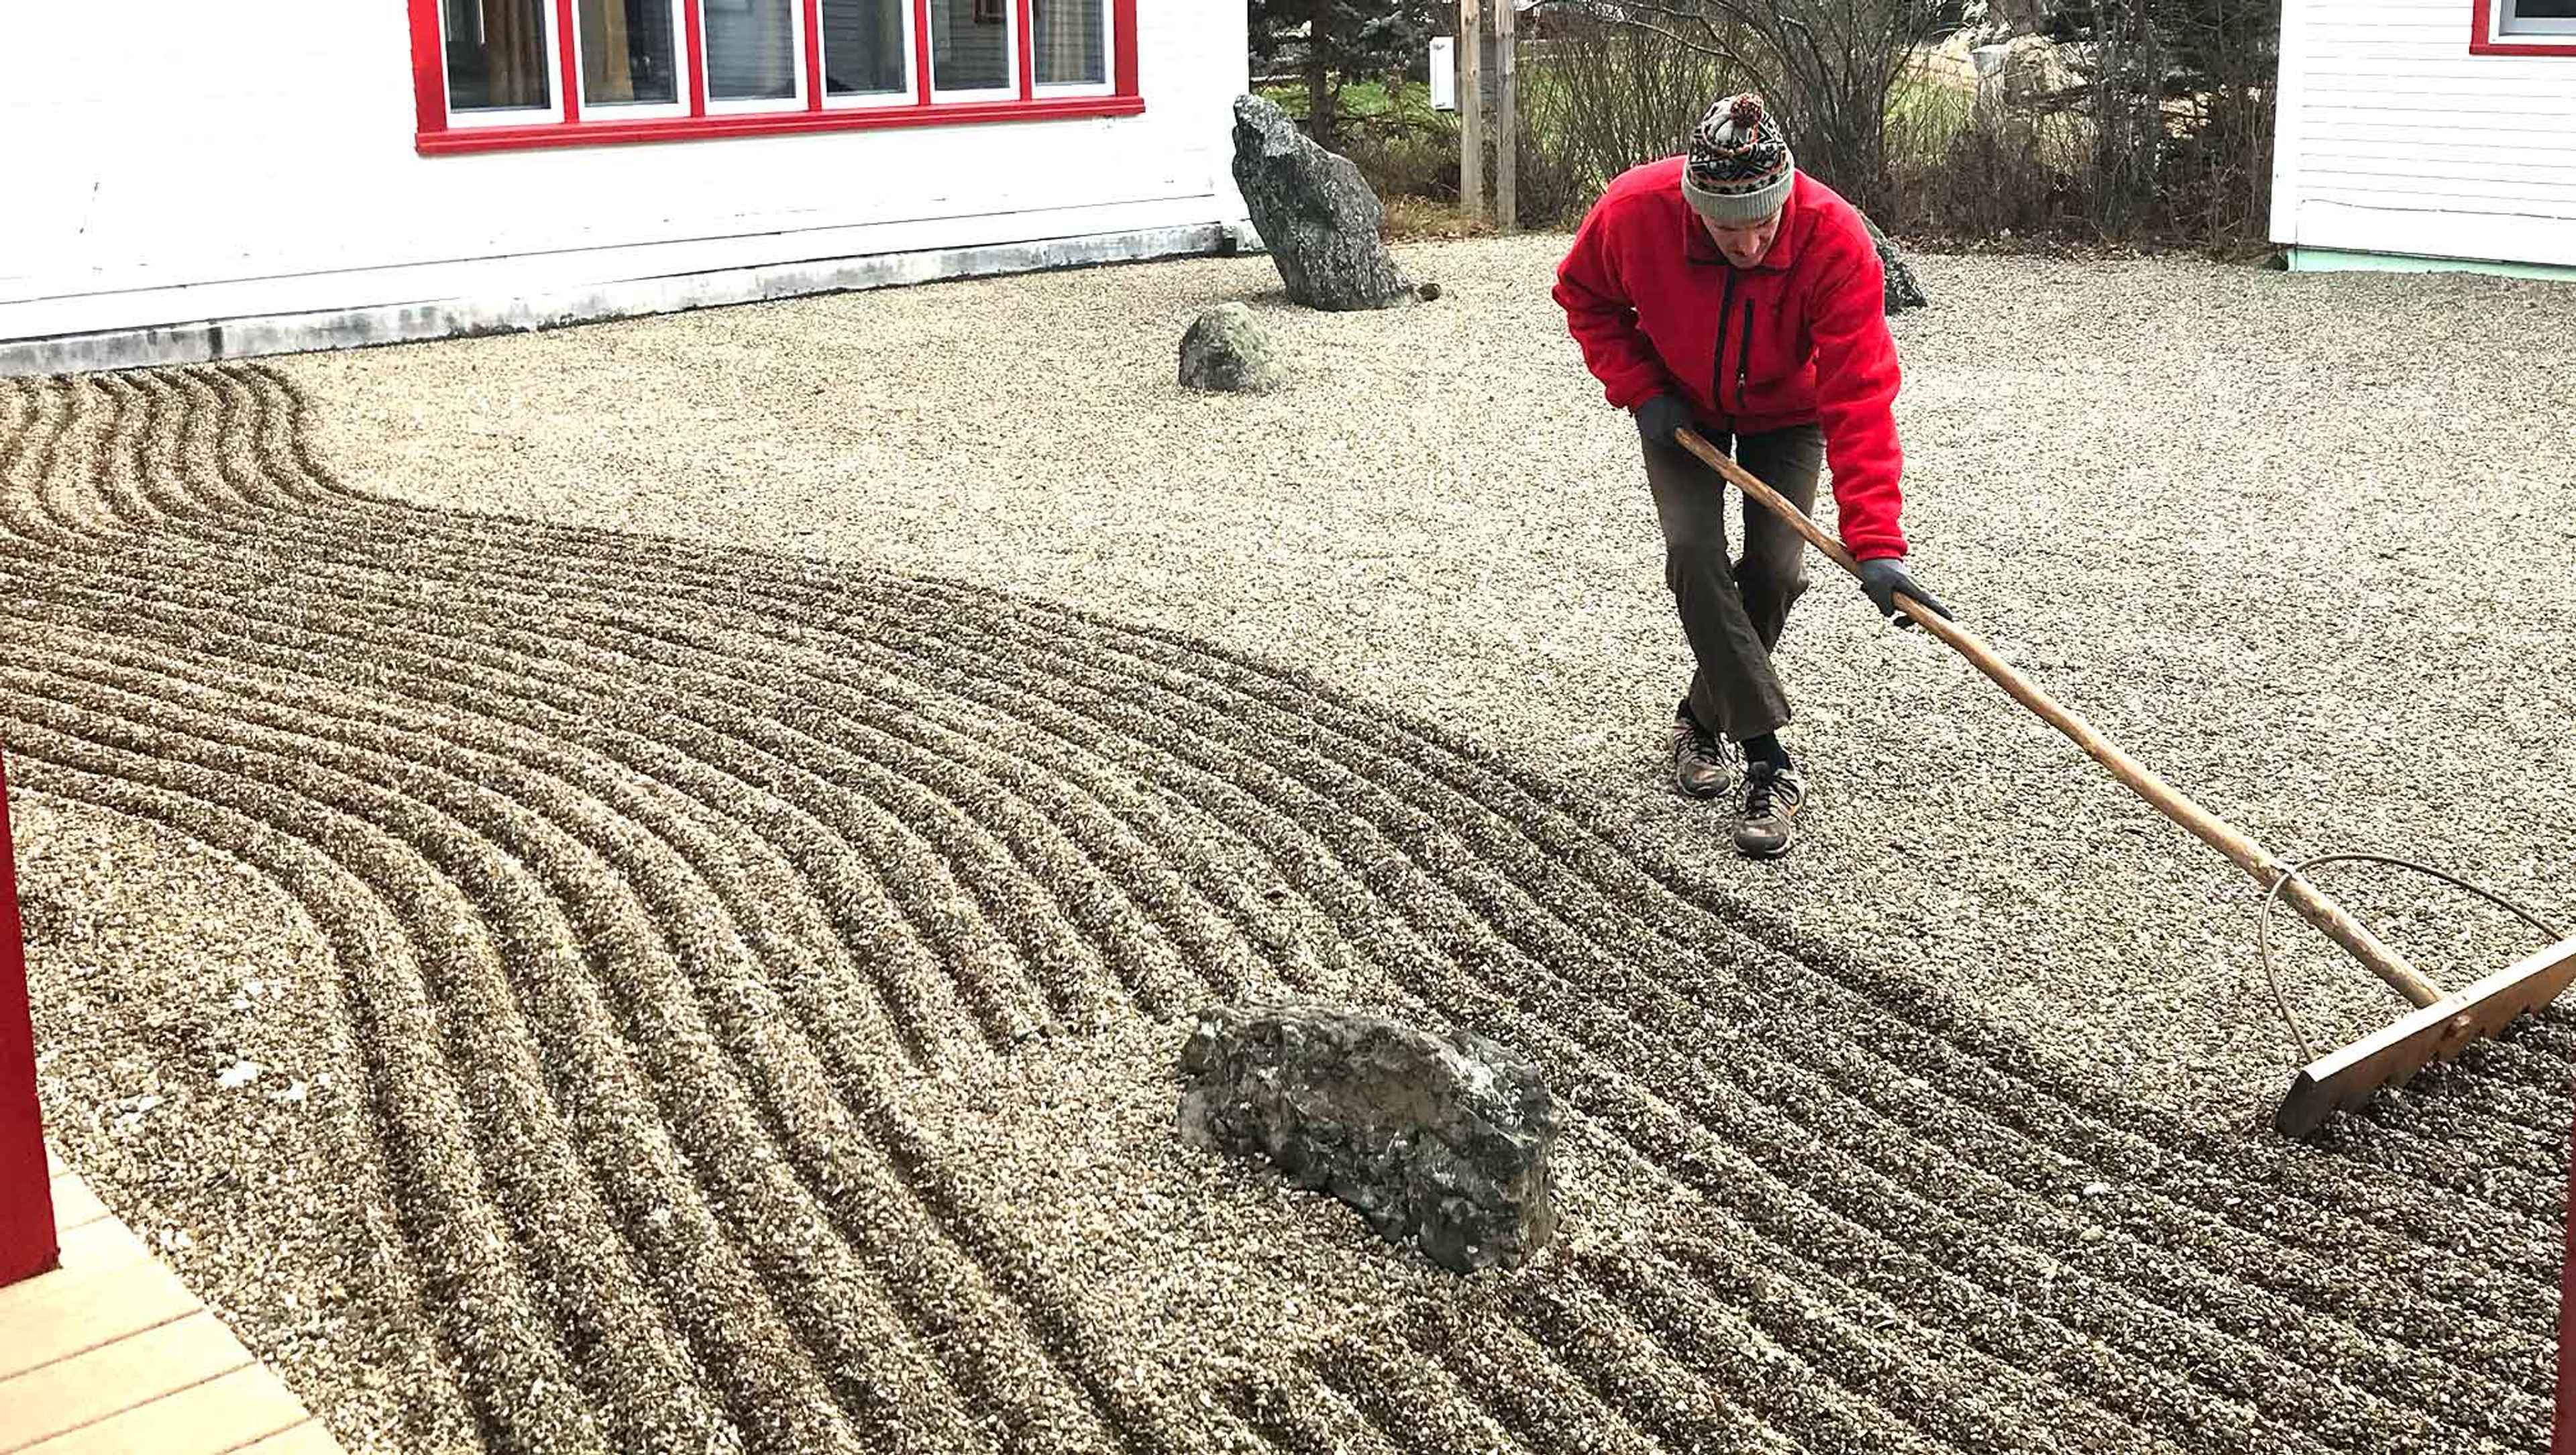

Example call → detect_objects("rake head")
2274 935 2576 1137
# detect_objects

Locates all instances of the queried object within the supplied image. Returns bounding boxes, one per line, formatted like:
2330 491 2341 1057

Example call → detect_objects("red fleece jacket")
1554 160 1910 561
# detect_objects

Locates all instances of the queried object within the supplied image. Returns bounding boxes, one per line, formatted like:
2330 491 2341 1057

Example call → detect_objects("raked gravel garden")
9 236 2575 1453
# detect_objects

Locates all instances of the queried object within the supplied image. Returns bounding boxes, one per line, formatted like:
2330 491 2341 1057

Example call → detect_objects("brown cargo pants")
1642 423 1825 744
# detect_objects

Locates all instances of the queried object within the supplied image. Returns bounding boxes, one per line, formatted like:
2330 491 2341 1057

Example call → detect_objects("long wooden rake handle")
1673 427 2445 1009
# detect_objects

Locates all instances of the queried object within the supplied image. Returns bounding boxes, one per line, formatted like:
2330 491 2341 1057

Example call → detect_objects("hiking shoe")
1733 761 1807 858
1669 715 1731 799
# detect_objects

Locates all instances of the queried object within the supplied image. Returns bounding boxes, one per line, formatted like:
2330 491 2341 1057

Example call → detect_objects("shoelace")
1679 721 1721 761
1745 767 1791 818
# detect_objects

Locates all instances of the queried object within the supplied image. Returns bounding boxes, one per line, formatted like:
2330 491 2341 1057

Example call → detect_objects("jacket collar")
1681 172 1807 274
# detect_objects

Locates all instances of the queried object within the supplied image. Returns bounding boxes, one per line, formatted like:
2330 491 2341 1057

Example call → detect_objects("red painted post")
0 749 58 1288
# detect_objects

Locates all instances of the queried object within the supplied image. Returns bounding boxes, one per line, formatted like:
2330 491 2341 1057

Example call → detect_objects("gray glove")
1857 557 1949 628
1633 393 1696 450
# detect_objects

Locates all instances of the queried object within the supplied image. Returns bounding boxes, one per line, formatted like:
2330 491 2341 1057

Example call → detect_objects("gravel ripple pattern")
2 361 2566 1454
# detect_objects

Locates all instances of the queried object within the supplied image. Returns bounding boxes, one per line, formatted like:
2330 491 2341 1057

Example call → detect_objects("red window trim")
408 0 1142 154
683 0 708 116
2471 0 2576 55
556 0 584 122
1016 0 1037 101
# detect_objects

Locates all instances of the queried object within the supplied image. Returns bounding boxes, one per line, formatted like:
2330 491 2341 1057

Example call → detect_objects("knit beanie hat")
1682 93 1794 225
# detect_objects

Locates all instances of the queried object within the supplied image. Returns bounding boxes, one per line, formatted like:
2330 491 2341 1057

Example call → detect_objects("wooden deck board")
47 1172 108 1234
54 1216 153 1278
17 1364 309 1454
0 1311 254 1449
1 1146 343 1454
0 1253 199 1383
233 1423 342 1455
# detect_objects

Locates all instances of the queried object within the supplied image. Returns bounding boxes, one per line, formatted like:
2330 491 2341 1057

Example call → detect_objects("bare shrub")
1578 0 1945 217
1517 12 1727 205
1339 111 1464 205
1896 0 2277 250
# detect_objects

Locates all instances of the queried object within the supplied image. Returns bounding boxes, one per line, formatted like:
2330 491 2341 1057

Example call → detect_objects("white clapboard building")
0 0 1254 374
2273 0 2576 276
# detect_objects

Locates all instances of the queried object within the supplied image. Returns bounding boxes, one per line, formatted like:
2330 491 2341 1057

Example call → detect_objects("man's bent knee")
1666 539 1733 589
1737 555 1807 603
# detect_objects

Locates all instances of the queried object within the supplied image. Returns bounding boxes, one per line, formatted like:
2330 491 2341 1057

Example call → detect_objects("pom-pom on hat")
1682 93 1794 226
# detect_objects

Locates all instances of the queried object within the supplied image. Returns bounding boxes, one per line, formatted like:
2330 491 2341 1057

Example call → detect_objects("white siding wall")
2273 0 2576 266
0 0 1250 346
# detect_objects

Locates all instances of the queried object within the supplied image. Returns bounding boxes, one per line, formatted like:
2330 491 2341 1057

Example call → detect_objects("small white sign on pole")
1429 36 1456 111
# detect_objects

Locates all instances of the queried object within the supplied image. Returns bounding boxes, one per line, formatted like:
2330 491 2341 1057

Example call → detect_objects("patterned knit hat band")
1683 92 1794 225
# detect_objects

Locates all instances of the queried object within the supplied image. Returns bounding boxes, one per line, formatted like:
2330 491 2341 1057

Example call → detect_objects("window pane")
445 0 551 111
1032 0 1103 86
2510 0 2576 13
706 0 799 100
930 0 1010 92
580 0 679 105
822 0 907 95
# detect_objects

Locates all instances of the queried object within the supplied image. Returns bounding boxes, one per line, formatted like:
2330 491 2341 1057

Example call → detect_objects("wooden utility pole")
1457 0 1483 222
1494 0 1516 233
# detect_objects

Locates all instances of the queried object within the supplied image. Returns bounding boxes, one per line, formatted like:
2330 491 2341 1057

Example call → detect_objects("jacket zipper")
1735 297 1755 414
1714 267 1739 417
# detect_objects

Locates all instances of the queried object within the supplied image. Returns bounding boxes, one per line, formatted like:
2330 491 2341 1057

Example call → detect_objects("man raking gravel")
1558 95 2576 1131
1554 92 1941 859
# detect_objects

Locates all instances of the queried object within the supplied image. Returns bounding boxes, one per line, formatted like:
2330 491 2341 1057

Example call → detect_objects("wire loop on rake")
2257 853 2567 1064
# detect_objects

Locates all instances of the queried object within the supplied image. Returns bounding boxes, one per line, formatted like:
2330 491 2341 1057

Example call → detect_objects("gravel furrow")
0 613 1140 1444
1224 1365 1409 1455
5 717 621 1450
3 662 802 1453
1425 1315 1666 1455
347 494 2556 1279
0 412 1267 1452
77 371 1114 1446
1563 1246 1982 1455
3 633 1020 1454
767 574 2555 1432
180 496 2568 1345
2 361 2561 1455
18 749 584 1450
824 594 2515 1444
1301 1319 1554 1455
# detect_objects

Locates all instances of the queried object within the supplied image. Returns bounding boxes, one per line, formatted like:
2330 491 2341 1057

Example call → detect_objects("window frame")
925 0 1020 103
1028 0 1115 99
698 0 813 113
2471 0 2576 54
436 0 572 129
815 0 922 111
408 0 1142 154
569 0 693 122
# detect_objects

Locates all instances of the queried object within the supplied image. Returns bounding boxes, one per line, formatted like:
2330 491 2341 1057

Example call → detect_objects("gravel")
1 241 2569 1453
283 239 2576 1126
15 794 474 1454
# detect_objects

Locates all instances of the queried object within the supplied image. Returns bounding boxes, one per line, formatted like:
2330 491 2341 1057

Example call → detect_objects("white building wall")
2273 0 2576 268
0 0 1251 362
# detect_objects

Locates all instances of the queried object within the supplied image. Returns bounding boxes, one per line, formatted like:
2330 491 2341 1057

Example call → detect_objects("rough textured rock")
1177 303 1281 393
1176 1004 1557 1273
1229 95 1415 312
1860 213 1928 313
1975 33 2081 105
1960 0 2059 42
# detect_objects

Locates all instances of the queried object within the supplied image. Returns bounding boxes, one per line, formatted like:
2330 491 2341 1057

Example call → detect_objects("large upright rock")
1176 1003 1558 1273
1861 212 1927 315
1229 95 1415 312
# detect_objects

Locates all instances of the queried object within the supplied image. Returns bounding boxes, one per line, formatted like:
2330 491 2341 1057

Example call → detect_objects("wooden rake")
1674 428 2576 1136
